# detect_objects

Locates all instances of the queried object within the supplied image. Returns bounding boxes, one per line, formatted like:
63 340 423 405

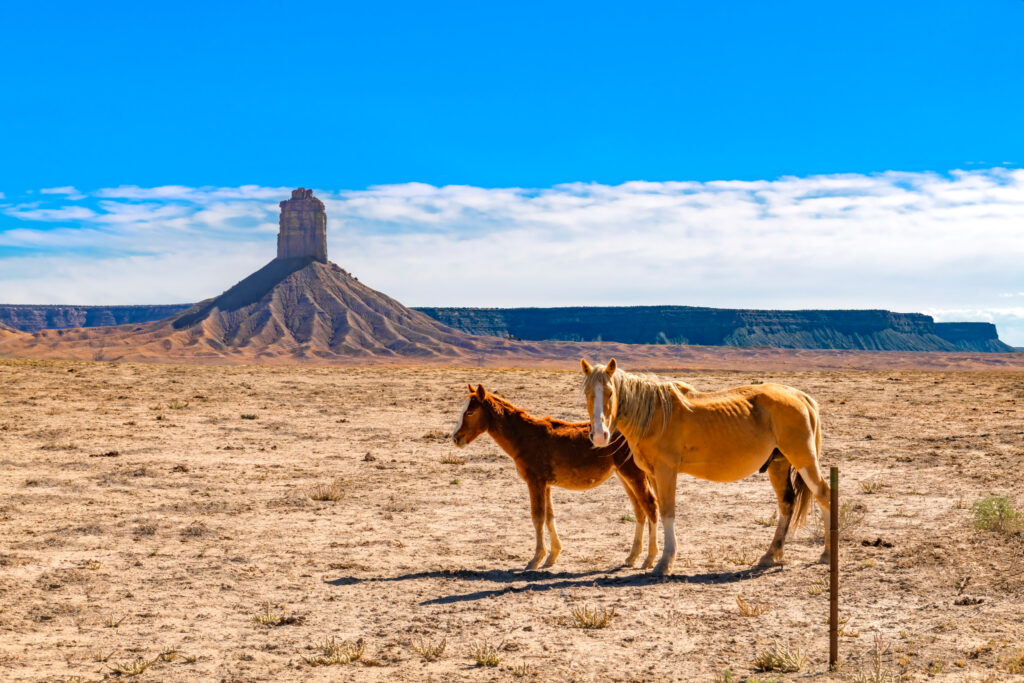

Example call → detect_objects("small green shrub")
971 496 1021 532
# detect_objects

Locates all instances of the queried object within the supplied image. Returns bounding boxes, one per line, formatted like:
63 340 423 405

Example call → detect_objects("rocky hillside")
415 306 1015 353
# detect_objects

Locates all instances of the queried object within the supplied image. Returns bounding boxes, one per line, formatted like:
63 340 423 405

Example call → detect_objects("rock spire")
277 188 327 262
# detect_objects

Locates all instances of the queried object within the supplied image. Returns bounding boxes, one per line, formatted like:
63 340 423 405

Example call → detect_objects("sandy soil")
1 358 1022 682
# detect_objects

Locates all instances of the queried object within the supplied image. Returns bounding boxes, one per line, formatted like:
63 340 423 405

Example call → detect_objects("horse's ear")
580 358 593 375
467 383 474 393
606 358 617 376
475 384 486 399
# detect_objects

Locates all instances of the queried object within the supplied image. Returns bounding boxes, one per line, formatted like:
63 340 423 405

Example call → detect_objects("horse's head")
451 384 490 448
581 357 618 446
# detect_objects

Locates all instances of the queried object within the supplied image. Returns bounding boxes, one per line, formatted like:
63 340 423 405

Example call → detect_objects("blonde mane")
585 365 689 437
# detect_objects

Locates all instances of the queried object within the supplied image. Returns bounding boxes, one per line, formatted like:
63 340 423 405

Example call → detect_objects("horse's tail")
789 467 813 531
789 395 822 531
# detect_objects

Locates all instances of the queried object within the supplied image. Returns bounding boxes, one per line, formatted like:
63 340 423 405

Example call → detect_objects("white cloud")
40 186 86 200
1 169 1023 345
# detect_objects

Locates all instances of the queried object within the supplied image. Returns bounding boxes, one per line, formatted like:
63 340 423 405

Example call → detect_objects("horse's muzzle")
589 428 611 447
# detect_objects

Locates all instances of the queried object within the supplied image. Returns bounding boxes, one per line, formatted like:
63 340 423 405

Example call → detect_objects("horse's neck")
484 404 530 458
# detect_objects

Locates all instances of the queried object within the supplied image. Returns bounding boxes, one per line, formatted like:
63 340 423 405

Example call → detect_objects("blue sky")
1 1 1023 344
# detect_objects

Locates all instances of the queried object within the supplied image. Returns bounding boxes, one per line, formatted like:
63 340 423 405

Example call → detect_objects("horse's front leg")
652 463 678 576
525 483 547 570
542 486 561 567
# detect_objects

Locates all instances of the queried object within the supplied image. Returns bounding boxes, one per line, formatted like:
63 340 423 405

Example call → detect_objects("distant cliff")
414 306 1016 353
0 304 191 333
0 303 1014 353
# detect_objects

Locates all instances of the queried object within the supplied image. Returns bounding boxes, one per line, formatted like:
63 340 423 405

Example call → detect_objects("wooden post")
829 466 839 670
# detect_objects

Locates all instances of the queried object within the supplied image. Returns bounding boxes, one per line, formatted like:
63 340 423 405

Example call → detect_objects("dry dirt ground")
1 358 1022 682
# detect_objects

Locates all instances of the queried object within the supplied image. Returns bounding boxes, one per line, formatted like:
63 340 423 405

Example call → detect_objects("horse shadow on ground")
325 564 781 605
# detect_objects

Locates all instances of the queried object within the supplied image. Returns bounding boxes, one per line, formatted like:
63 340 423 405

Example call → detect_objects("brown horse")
581 359 831 575
451 384 658 570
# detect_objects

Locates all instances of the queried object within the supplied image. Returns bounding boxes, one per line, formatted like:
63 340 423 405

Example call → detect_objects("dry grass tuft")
180 520 209 539
302 636 364 667
736 594 771 617
860 480 883 494
571 604 616 629
252 603 303 627
411 635 447 662
807 577 827 596
850 634 902 683
510 662 534 677
106 657 154 677
240 413 258 420
752 641 806 673
812 501 867 539
308 481 346 502
1006 649 1024 675
469 639 503 667
440 453 466 465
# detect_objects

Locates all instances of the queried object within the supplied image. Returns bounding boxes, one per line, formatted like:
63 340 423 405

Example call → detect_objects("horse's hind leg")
542 486 562 568
779 437 832 563
757 453 795 567
525 483 547 570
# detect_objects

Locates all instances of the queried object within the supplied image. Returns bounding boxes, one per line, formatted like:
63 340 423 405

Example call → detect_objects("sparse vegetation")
752 641 806 673
106 657 154 677
469 639 502 667
240 413 258 420
571 604 616 629
309 480 346 502
860 479 883 494
440 453 466 465
411 635 447 662
971 496 1021 532
510 662 534 677
851 634 902 683
736 594 771 617
1006 649 1024 675
812 501 867 538
302 636 364 666
4 363 1024 681
180 520 209 538
754 511 778 527
252 603 303 627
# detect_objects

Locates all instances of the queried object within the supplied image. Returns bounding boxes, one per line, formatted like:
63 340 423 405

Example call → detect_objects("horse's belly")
678 447 774 483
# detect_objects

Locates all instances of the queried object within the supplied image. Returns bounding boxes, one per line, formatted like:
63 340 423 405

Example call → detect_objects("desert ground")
1 358 1022 682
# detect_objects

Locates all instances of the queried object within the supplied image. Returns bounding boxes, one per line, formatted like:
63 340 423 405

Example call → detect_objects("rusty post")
829 466 839 670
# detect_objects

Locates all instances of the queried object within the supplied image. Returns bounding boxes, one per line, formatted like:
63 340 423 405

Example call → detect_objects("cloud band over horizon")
1 168 1023 345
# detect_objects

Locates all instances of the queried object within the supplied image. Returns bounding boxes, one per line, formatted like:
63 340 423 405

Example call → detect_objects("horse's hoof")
652 562 673 576
541 559 557 568
756 553 782 568
624 555 640 568
642 557 656 570
525 560 542 571
817 551 829 564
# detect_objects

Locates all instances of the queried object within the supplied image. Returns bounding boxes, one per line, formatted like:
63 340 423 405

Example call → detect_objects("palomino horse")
451 384 658 570
581 359 831 575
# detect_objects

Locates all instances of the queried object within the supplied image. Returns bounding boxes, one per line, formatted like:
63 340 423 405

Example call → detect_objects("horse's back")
668 383 818 482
